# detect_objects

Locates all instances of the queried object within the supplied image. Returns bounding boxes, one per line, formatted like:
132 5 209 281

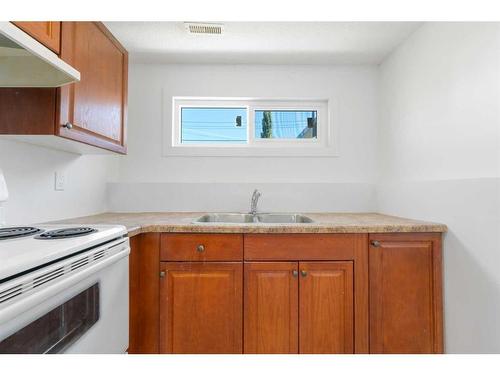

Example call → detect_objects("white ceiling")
105 22 422 65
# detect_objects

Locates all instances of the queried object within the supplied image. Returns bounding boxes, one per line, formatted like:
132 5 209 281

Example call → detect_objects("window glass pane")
181 107 247 144
254 110 317 139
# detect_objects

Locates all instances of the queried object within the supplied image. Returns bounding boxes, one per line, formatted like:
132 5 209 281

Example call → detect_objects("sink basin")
193 213 314 224
255 214 314 223
194 213 257 223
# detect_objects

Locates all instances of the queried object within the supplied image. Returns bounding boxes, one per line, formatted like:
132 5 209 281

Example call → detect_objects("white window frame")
164 96 338 157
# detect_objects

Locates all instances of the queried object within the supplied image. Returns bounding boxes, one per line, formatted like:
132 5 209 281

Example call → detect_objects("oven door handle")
0 247 129 325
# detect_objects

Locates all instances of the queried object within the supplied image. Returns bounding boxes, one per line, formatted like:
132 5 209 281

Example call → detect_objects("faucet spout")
250 189 261 215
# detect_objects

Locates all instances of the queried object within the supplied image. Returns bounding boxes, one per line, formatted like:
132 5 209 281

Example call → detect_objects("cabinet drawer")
161 234 243 261
244 234 359 260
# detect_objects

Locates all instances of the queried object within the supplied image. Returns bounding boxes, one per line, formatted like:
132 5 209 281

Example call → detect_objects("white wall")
378 22 500 353
0 139 119 225
2 22 499 353
109 64 379 211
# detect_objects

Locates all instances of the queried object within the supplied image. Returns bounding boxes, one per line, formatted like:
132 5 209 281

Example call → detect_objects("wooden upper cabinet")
160 262 243 354
299 262 354 354
244 262 298 354
58 22 128 154
369 233 443 354
0 22 127 154
13 22 61 54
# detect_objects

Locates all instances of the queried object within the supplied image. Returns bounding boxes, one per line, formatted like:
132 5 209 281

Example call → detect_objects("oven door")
0 242 129 354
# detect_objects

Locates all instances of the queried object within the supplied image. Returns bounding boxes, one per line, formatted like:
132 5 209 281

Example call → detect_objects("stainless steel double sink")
193 213 314 224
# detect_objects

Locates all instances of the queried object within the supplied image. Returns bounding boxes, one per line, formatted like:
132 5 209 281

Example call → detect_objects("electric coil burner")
0 227 43 240
35 227 97 240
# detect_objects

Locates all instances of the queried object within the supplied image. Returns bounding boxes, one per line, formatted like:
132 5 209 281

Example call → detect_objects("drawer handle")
371 240 381 247
196 244 205 253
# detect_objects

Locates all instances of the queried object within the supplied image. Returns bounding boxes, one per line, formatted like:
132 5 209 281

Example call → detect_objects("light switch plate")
55 171 65 191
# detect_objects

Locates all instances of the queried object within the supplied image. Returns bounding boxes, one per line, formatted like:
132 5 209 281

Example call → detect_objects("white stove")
0 224 127 281
0 223 130 354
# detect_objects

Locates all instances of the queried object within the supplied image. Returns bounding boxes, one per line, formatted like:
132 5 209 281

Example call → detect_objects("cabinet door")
299 261 354 354
369 234 443 353
160 262 242 353
244 262 298 353
13 22 61 53
58 22 127 154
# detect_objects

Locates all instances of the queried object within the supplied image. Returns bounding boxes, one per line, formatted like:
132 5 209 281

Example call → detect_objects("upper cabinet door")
299 261 354 354
244 262 299 354
58 22 128 154
369 233 443 354
12 22 61 54
160 262 243 354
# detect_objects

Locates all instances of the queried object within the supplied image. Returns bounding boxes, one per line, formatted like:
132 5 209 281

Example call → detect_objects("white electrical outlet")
55 171 66 191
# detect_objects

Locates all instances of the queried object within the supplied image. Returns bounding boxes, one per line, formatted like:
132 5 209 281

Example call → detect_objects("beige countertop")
49 212 447 237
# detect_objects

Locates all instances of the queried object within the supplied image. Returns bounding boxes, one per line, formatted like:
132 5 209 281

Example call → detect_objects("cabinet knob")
196 244 205 253
292 270 298 278
159 271 166 278
300 270 308 277
371 240 381 247
62 122 73 129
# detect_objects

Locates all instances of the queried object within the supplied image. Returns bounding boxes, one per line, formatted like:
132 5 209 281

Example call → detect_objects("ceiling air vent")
185 22 224 35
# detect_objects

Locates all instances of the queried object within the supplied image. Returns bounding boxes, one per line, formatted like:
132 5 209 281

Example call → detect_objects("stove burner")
35 227 97 240
0 227 43 240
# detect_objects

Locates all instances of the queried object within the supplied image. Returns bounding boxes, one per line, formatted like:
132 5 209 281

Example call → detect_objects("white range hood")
0 22 80 87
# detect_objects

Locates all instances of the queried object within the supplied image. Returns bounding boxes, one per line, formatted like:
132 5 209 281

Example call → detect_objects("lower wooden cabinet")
299 262 354 354
128 233 160 354
244 262 299 354
129 232 443 354
159 262 243 354
244 261 354 354
369 233 443 354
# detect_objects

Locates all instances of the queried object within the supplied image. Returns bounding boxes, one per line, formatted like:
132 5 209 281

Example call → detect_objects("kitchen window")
168 97 336 157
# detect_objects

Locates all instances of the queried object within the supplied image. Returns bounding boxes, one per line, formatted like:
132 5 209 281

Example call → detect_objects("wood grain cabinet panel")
0 22 128 154
58 22 128 153
128 235 140 353
0 88 56 134
13 21 61 53
244 261 354 354
369 233 443 354
299 262 354 354
160 262 243 354
244 234 357 261
126 232 442 355
161 233 243 261
128 233 160 354
244 262 298 354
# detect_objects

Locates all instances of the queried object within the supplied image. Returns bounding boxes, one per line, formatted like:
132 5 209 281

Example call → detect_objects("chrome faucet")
250 189 261 215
